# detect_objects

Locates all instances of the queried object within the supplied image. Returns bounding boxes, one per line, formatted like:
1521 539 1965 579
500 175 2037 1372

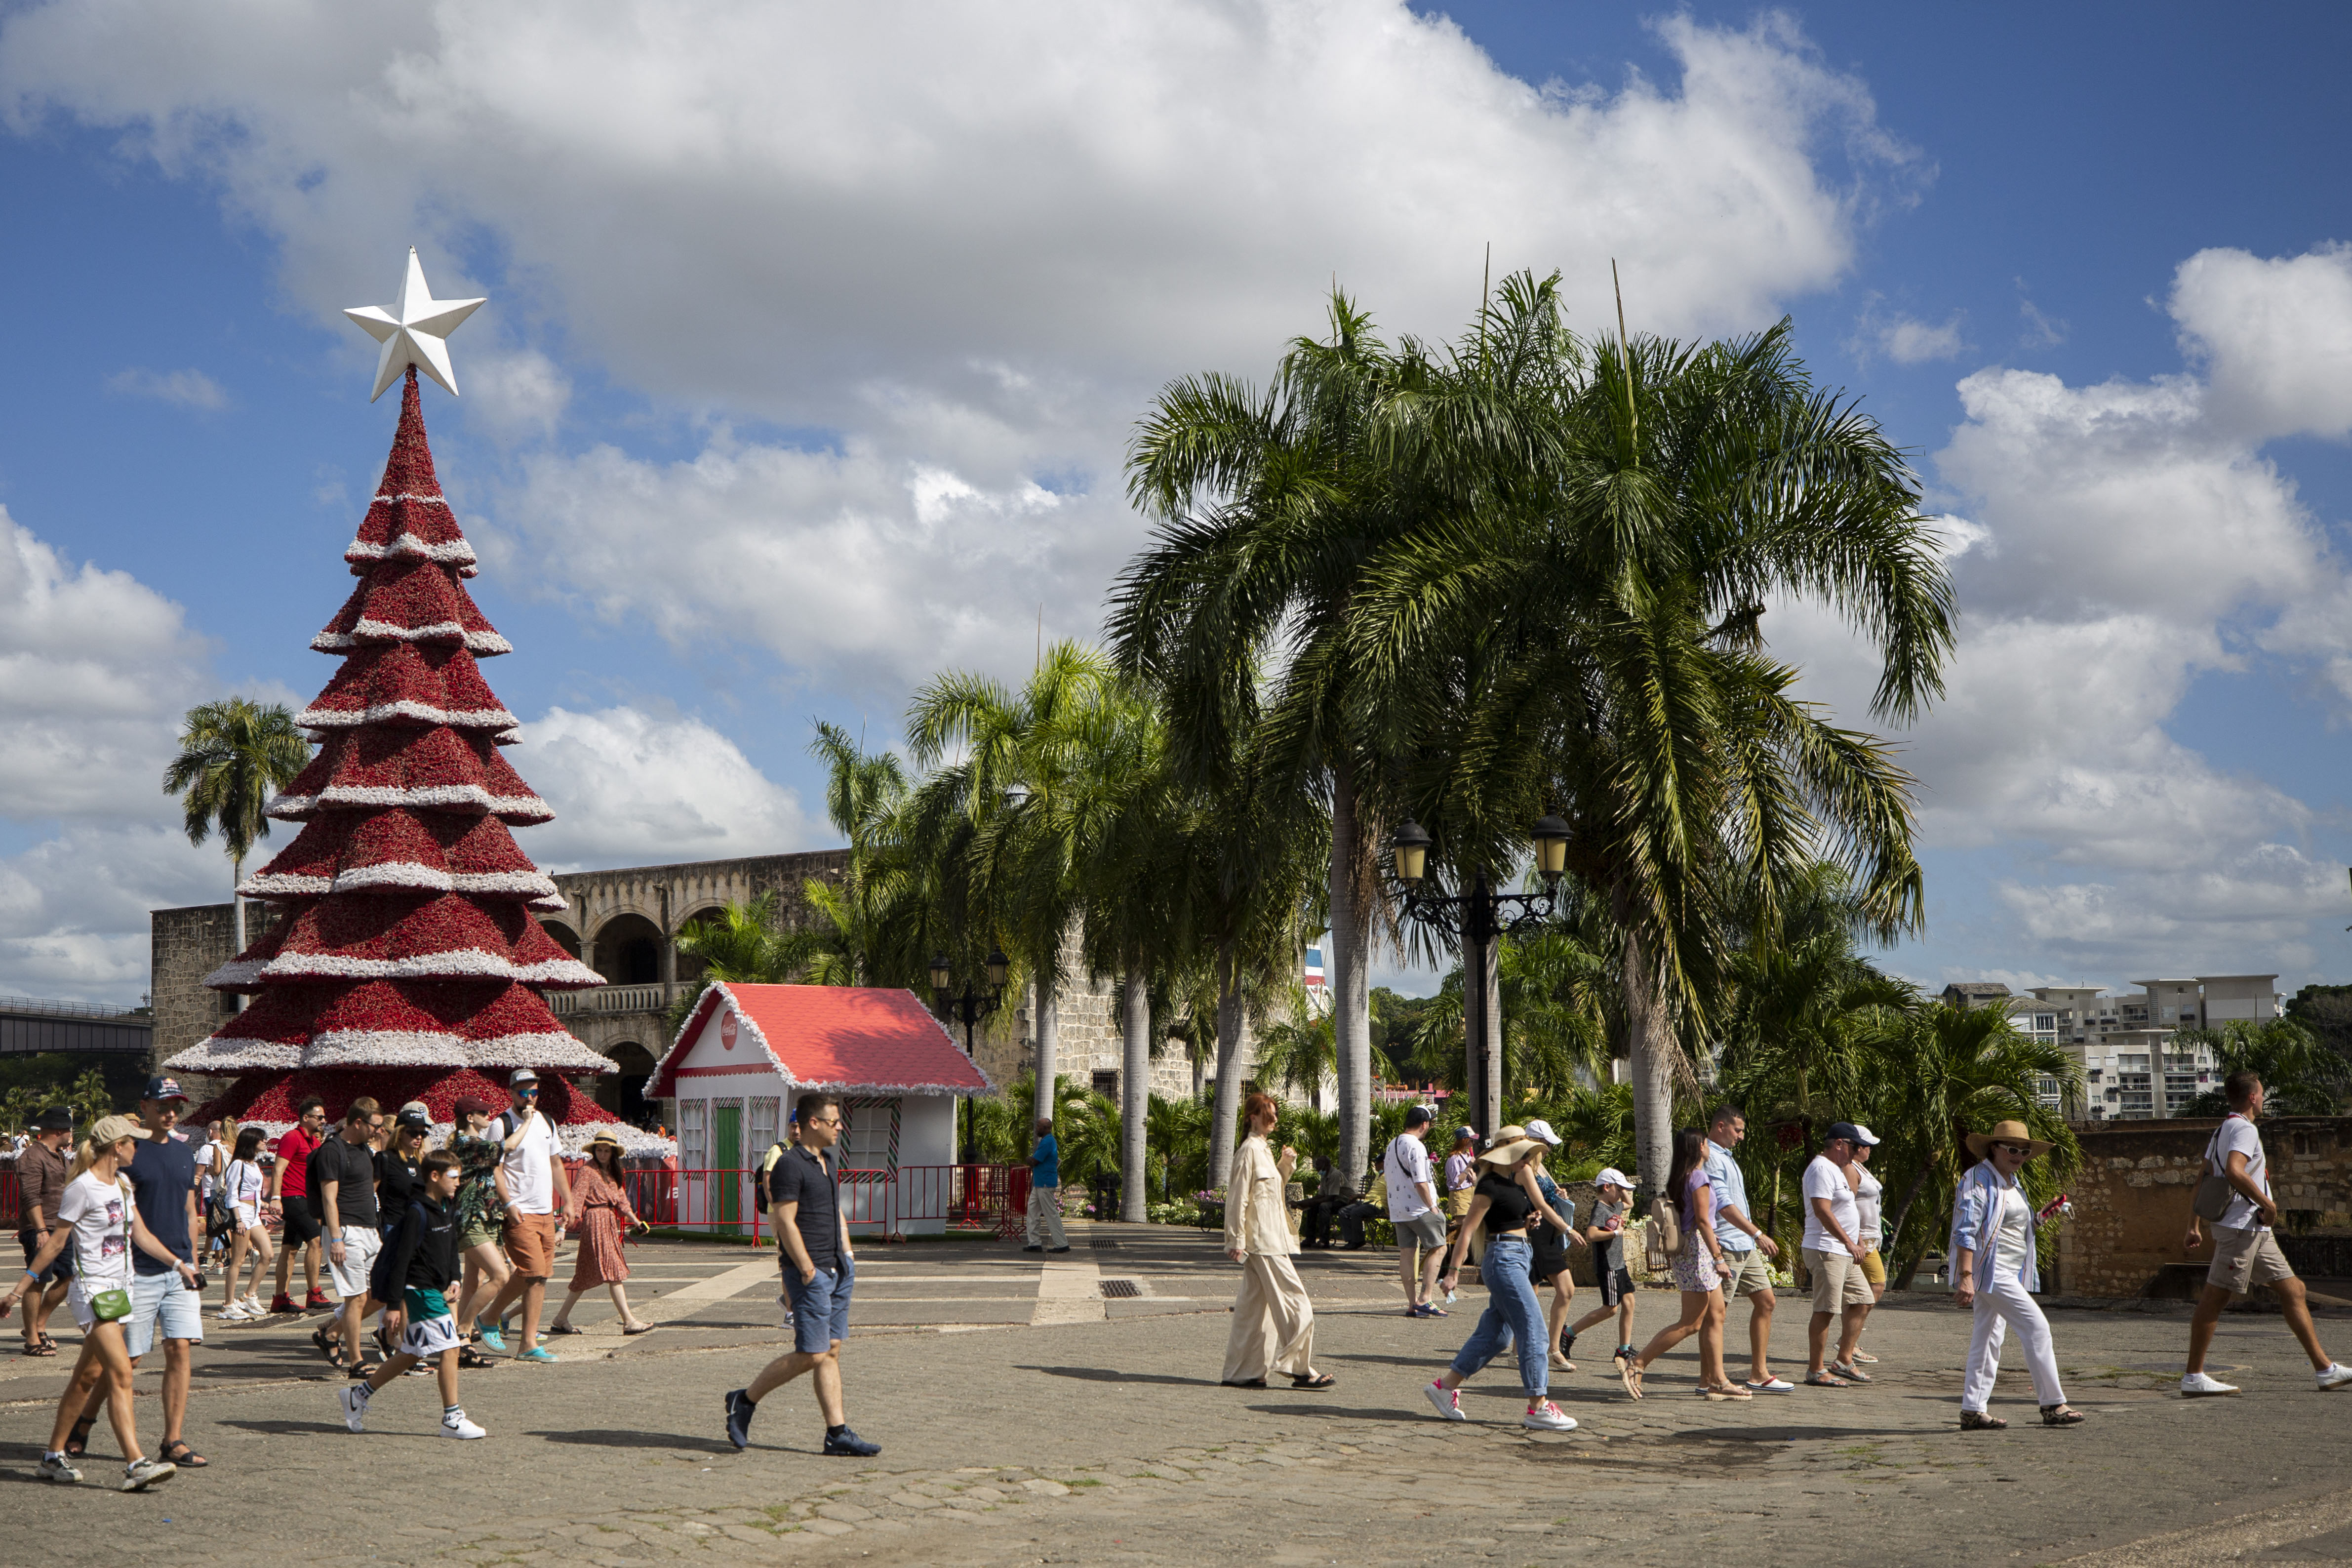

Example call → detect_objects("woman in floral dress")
445 1096 519 1369
550 1132 651 1335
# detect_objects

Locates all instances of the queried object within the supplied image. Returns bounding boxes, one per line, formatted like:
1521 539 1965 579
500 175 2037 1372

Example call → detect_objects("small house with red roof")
649 983 992 1236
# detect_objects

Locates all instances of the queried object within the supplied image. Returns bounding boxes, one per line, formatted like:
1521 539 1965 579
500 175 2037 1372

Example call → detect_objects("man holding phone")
723 1091 879 1457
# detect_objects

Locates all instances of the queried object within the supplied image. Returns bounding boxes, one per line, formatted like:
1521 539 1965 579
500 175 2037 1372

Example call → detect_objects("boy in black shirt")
336 1153 484 1440
722 1092 879 1457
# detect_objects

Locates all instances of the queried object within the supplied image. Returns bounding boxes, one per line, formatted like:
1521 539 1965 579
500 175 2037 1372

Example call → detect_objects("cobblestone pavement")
8 1225 2352 1566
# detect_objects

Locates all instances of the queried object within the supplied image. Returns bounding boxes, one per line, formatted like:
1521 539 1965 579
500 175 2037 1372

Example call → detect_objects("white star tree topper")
345 248 487 401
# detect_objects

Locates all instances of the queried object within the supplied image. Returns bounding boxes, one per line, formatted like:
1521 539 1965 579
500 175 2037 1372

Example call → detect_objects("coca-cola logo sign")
719 1012 738 1050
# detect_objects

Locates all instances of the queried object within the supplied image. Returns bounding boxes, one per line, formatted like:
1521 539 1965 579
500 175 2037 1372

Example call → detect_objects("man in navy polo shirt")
73 1078 207 1470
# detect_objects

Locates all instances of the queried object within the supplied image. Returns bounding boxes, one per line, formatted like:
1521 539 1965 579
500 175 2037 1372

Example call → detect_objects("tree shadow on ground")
530 1428 737 1453
1017 1365 1204 1386
219 1417 349 1436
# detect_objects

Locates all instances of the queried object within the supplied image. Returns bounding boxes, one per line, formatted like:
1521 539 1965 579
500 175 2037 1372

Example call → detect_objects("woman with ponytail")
3 1114 199 1489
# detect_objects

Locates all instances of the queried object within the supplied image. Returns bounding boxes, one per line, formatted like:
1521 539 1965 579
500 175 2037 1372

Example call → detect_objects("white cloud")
0 825 228 1005
464 348 571 444
0 1 1915 682
510 705 816 871
1849 296 1964 365
105 366 228 410
2169 243 2352 442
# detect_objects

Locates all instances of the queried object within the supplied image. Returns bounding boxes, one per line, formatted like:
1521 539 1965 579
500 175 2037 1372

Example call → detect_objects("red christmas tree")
172 367 623 1142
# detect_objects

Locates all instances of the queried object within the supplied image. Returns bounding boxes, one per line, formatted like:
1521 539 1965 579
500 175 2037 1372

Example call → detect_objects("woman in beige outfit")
1220 1094 1334 1390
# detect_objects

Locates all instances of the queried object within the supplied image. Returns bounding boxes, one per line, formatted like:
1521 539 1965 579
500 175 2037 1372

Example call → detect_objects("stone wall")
149 902 288 1095
2057 1116 2352 1298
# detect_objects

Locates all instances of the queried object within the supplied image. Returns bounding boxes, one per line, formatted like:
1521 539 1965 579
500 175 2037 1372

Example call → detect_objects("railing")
547 983 672 1016
0 995 144 1019
619 1163 1028 1243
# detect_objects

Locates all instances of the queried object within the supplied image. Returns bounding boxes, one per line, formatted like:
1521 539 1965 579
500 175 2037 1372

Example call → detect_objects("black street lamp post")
1389 816 1572 1139
932 948 1010 1162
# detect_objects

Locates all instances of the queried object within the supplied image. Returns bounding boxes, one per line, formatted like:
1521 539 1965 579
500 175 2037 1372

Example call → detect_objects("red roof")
648 983 992 1099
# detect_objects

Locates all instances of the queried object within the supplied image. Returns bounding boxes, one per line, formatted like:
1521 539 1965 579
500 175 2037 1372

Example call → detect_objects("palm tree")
2178 1018 2348 1116
1347 278 1955 1195
665 894 806 1034
1252 1010 1337 1104
162 698 313 962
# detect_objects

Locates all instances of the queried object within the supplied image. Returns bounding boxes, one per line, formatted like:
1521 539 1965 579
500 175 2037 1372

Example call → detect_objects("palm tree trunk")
1120 970 1150 1223
1030 975 1058 1131
1329 763 1374 1193
1208 938 1250 1190
1619 923 1676 1200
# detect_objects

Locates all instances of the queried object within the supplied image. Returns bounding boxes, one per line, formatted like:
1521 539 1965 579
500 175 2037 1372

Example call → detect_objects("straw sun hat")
1964 1119 2054 1160
1477 1126 1543 1166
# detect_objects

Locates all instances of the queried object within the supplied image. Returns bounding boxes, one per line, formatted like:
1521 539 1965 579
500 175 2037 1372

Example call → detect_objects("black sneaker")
1047 1246 1070 1253
723 1388 757 1451
823 1426 881 1457
1022 1245 1043 1252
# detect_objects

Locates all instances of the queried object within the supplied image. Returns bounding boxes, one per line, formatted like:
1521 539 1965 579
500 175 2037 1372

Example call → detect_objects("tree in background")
162 697 312 960
2179 1018 2349 1117
665 894 806 1034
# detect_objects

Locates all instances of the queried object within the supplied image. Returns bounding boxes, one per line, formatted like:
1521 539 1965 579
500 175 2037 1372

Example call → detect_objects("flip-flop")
1289 1372 1336 1389
1621 1359 1644 1400
1850 1351 1879 1364
158 1439 209 1469
546 1323 583 1335
621 1323 656 1335
1804 1372 1850 1388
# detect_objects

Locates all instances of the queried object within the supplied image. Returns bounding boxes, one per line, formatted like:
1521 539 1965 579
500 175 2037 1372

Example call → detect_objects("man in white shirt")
1800 1123 1872 1387
474 1070 574 1364
1703 1104 1791 1393
1382 1107 1448 1318
2181 1072 2352 1395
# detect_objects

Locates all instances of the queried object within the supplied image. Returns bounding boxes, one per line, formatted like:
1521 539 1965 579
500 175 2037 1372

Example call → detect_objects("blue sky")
3 2 2352 1005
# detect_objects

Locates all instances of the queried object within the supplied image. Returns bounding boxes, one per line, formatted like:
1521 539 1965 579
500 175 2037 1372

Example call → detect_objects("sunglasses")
516 1086 540 1097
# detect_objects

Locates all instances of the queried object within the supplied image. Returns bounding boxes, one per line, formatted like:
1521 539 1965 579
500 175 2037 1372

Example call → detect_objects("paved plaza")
6 1223 2352 1566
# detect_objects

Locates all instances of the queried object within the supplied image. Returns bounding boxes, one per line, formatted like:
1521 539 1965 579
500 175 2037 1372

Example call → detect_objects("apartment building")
2012 975 2281 1122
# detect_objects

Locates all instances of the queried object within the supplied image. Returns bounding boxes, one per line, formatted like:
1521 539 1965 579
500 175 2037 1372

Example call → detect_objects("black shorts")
17 1228 70 1285
1596 1262 1635 1307
279 1194 322 1246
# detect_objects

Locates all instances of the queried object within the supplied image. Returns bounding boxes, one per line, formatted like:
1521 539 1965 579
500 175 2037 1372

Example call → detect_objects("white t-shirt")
2212 1114 2271 1232
1992 1179 2033 1276
1801 1154 1860 1257
228 1158 265 1209
194 1139 222 1200
57 1170 138 1293
500 1110 557 1215
1851 1162 1884 1243
1383 1135 1434 1219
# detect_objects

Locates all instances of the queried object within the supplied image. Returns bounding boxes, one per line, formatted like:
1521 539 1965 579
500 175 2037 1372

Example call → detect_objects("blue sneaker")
823 1426 880 1457
475 1318 506 1354
724 1388 756 1450
514 1346 558 1364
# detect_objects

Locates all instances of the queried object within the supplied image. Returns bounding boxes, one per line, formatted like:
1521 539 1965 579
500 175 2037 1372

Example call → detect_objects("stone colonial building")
151 848 1197 1123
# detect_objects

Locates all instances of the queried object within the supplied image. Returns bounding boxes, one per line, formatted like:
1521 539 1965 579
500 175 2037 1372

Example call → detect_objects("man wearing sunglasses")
474 1071 572 1364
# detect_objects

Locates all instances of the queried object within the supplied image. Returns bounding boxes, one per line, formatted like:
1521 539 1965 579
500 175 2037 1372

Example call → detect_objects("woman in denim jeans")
1421 1131 1579 1431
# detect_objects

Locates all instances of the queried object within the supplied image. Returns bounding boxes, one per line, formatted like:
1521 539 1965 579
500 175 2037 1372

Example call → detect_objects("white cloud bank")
0 1 1915 689
512 705 816 872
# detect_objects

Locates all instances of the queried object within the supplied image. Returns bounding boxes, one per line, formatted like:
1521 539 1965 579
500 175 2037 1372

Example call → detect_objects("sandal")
1830 1362 1872 1383
1708 1382 1754 1400
1620 1358 1645 1401
1804 1372 1850 1388
158 1439 209 1469
63 1412 97 1459
546 1322 582 1335
2040 1403 2086 1427
312 1325 339 1362
20 1338 56 1357
347 1361 380 1380
1850 1350 1879 1364
458 1346 500 1370
620 1322 656 1335
1289 1371 1336 1389
1959 1409 2008 1431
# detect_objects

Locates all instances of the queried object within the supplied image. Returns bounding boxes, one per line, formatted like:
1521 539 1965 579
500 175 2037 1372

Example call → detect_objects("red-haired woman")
1219 1093 1332 1390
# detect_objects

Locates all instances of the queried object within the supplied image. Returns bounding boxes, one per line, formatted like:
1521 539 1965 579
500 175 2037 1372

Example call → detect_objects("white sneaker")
337 1383 370 1432
1522 1400 1578 1431
217 1301 250 1321
242 1294 265 1316
441 1408 486 1440
1747 1376 1797 1394
2317 1364 2352 1393
1423 1380 1466 1422
2180 1371 2239 1397
120 1457 176 1491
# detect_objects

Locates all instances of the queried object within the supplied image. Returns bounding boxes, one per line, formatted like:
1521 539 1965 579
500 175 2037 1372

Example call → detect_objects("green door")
714 1103 742 1234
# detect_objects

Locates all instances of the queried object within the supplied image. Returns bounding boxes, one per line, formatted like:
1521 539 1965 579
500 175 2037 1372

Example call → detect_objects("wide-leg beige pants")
1222 1251 1316 1383
1025 1184 1067 1248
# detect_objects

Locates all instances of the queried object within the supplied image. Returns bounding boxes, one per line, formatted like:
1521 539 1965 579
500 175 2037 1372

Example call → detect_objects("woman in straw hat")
549 1131 654 1336
1951 1119 2083 1430
1420 1127 1579 1430
1 1114 195 1489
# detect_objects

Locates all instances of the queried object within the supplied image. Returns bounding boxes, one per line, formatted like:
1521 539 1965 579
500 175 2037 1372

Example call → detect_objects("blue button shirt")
1032 1133 1060 1188
1702 1138 1753 1253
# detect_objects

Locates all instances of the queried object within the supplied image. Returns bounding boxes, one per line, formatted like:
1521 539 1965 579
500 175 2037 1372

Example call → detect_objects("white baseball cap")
1521 1120 1563 1148
1595 1167 1632 1191
1851 1124 1881 1146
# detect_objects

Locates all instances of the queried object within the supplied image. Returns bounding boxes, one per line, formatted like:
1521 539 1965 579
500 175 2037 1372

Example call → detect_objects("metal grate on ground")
1100 1279 1141 1299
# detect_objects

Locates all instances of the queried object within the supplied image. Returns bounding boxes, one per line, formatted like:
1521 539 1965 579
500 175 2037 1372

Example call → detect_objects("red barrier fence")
623 1163 1029 1242
0 1169 18 1228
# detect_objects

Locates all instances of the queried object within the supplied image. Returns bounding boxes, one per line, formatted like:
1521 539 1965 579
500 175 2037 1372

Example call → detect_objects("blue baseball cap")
143 1076 189 1103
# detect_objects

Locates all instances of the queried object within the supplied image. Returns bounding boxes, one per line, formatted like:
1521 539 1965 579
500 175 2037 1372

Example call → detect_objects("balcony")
548 983 673 1016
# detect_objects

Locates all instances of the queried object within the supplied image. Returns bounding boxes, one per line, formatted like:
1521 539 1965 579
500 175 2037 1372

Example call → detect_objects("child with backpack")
336 1152 485 1440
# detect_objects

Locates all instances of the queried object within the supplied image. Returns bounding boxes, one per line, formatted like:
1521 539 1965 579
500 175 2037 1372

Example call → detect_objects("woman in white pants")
1950 1119 2083 1431
1220 1093 1332 1391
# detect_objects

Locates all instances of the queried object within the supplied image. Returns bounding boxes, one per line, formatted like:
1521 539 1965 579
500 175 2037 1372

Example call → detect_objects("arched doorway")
593 913 664 986
595 1042 659 1124
539 919 583 960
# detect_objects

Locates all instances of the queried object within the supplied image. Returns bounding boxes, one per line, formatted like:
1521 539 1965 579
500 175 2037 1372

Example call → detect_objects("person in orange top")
548 1132 652 1336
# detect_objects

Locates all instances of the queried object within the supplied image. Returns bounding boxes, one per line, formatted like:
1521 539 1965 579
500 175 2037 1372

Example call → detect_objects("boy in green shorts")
337 1152 485 1440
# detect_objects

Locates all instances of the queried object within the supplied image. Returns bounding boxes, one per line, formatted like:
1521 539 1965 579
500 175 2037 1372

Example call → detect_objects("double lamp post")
931 947 1008 1163
1389 814 1572 1139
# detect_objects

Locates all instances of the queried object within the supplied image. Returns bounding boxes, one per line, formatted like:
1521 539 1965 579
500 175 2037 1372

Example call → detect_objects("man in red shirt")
268 1097 332 1313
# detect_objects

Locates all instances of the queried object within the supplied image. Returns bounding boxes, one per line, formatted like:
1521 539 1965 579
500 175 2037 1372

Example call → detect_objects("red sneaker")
268 1293 297 1315
304 1290 333 1311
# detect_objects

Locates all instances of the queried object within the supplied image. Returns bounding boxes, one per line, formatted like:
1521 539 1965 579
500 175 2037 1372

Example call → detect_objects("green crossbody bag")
86 1180 133 1322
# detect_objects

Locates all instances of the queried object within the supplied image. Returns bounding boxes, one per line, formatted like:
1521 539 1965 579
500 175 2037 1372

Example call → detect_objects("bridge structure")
0 996 155 1058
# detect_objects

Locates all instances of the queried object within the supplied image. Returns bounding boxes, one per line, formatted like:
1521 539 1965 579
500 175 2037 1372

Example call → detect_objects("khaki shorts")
2207 1224 2296 1295
1806 1247 1872 1312
1859 1246 1886 1287
503 1212 557 1279
1719 1246 1775 1299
